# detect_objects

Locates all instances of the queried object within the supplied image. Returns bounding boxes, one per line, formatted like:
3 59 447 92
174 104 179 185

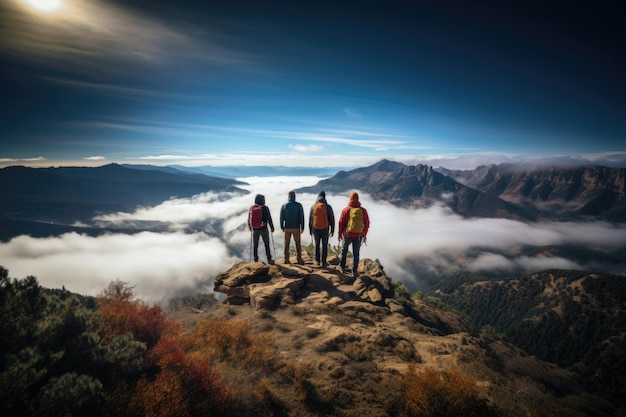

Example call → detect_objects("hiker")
309 191 335 267
248 194 275 264
338 192 370 278
280 190 305 264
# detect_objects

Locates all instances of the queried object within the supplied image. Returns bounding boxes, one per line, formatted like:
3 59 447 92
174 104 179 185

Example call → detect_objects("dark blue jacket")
280 194 305 230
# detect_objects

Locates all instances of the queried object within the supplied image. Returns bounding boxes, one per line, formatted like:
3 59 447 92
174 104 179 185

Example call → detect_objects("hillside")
3 256 624 416
437 269 626 408
0 164 246 240
165 255 605 417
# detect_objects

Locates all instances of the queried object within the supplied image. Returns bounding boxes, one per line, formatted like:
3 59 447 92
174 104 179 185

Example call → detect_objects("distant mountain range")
0 163 245 240
159 164 345 179
2 159 625 241
298 159 626 222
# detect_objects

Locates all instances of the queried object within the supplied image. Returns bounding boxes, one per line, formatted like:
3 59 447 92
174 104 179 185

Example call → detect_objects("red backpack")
249 205 264 229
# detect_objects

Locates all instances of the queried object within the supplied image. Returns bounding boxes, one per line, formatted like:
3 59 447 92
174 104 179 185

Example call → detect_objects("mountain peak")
185 255 580 415
370 159 407 171
213 253 468 334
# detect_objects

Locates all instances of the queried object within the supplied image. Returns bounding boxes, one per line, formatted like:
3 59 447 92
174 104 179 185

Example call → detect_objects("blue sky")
1 0 625 168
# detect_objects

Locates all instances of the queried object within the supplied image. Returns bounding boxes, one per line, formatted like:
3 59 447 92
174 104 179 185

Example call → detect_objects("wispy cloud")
131 153 377 168
288 144 324 153
277 131 408 150
344 107 363 119
84 156 106 161
74 119 410 149
42 78 200 100
0 156 47 163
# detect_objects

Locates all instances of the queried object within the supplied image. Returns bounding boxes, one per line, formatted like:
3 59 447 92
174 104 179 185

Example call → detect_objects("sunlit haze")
23 0 63 13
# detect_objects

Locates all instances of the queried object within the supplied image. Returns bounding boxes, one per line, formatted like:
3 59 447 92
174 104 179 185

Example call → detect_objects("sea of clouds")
1 176 625 303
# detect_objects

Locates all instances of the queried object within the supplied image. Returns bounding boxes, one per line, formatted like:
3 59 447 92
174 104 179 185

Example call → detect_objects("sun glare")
23 0 64 13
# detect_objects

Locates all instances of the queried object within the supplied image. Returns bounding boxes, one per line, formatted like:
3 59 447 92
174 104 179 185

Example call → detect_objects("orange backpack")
312 202 329 229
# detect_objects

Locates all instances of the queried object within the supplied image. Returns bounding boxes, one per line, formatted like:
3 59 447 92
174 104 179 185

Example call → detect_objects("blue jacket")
280 194 305 230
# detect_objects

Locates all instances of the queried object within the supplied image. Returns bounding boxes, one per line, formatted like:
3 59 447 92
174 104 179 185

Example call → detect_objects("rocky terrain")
169 253 582 416
299 159 626 222
439 163 626 221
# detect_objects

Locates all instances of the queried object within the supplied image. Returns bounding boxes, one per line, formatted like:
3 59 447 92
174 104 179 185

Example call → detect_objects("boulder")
250 276 307 310
214 261 272 289
353 274 394 304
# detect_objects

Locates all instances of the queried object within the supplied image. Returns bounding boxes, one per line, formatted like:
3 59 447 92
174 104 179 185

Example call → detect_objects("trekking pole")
249 231 253 262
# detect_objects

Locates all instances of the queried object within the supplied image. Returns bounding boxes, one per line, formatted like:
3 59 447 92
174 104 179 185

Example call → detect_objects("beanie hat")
318 191 326 198
349 192 359 201
289 190 296 197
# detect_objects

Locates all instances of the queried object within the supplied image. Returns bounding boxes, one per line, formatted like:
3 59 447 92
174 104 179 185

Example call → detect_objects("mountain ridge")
0 163 247 240
299 159 626 222
298 159 534 220
439 163 626 221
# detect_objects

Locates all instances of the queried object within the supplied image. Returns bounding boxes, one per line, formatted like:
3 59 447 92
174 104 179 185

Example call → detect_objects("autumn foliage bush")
96 280 234 417
131 337 232 417
96 280 181 346
403 365 494 417
183 320 277 368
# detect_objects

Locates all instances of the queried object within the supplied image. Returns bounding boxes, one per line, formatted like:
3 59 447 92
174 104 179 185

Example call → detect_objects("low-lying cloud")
2 176 625 302
0 231 236 303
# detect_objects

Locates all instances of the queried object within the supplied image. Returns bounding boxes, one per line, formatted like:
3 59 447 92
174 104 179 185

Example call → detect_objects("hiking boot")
322 262 328 268
268 259 275 265
297 259 304 265
284 259 291 264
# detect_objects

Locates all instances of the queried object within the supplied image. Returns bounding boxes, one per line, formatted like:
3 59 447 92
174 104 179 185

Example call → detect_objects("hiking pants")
253 228 271 262
340 237 361 274
283 228 303 262
313 228 330 264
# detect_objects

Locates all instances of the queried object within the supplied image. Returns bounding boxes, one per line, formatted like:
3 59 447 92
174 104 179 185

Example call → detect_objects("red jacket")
338 199 370 239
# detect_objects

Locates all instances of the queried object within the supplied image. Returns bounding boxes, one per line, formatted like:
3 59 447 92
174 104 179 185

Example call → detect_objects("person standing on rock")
338 192 370 278
280 190 305 264
309 190 335 267
248 194 275 264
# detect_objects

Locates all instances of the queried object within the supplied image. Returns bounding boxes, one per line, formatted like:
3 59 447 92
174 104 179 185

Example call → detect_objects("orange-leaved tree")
133 336 233 417
96 280 180 346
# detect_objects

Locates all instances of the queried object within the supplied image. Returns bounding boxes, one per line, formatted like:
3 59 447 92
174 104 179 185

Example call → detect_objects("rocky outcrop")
214 253 397 311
